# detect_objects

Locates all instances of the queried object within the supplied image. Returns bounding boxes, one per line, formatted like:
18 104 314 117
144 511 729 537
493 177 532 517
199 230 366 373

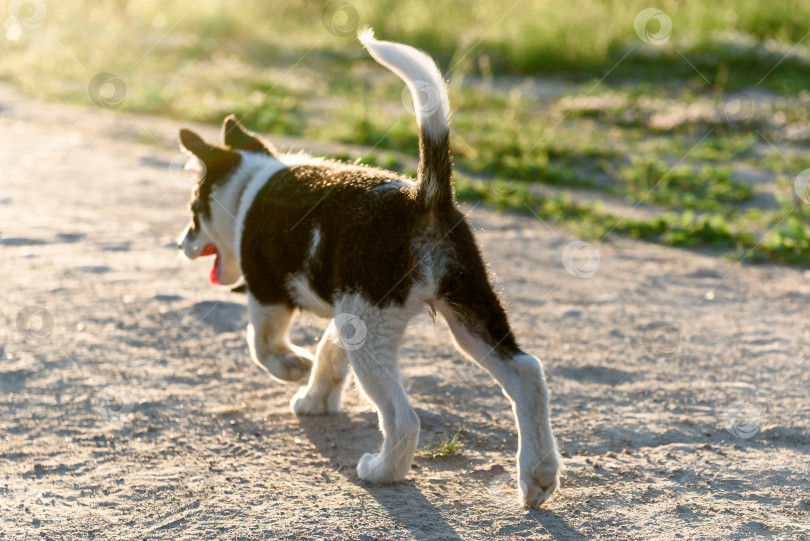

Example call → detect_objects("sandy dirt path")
1 85 809 540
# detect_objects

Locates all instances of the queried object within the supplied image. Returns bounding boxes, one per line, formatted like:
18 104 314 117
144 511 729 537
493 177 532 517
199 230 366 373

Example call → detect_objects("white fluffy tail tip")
358 27 376 46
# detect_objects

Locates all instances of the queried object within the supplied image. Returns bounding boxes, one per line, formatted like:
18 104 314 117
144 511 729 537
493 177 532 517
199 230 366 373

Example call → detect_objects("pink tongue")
209 254 220 285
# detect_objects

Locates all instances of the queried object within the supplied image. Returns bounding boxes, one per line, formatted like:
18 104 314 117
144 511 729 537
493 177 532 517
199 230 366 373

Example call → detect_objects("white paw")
290 383 344 415
357 452 407 484
324 385 344 412
518 454 562 507
290 387 327 415
253 350 312 382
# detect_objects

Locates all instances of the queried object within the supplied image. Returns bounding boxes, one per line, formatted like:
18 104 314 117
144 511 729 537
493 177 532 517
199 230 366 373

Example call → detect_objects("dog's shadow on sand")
297 414 585 541
297 412 463 540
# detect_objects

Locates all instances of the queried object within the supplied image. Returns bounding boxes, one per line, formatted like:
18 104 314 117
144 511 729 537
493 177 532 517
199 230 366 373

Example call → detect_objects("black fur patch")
241 163 425 308
437 208 521 358
417 130 454 210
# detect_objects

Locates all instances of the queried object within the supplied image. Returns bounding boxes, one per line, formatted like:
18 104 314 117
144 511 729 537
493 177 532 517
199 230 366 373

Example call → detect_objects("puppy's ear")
179 128 241 176
221 114 277 155
179 129 215 158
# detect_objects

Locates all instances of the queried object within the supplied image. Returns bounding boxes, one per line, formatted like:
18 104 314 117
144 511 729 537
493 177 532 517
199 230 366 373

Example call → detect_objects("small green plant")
203 404 248 416
417 433 463 459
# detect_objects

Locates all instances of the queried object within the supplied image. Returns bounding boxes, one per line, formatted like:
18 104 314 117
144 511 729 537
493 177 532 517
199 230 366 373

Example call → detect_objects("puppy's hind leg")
291 320 351 415
247 293 313 382
437 277 562 507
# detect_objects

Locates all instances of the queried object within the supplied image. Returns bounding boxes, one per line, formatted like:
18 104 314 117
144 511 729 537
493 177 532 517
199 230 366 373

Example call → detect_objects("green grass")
3 0 809 264
416 433 464 459
4 0 810 104
455 176 810 266
607 158 754 211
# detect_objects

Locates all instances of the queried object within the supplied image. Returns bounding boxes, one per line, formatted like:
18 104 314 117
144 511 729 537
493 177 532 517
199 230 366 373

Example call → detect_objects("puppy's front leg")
247 294 313 382
291 320 350 415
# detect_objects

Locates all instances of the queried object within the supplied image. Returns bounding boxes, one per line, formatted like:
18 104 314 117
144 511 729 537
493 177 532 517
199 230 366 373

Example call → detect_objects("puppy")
176 29 561 506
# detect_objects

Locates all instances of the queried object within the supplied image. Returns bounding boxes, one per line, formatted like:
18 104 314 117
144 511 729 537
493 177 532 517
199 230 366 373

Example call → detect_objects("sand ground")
1 85 809 540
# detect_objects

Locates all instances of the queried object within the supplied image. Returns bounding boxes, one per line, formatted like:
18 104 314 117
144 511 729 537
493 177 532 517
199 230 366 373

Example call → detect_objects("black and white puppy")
176 29 561 506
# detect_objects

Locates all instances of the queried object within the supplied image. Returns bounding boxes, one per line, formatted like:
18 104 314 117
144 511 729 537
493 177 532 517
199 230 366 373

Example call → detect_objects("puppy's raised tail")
360 28 453 211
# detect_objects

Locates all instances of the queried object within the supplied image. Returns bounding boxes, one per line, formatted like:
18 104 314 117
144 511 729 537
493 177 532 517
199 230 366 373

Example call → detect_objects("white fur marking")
308 226 321 259
360 29 449 143
232 152 289 266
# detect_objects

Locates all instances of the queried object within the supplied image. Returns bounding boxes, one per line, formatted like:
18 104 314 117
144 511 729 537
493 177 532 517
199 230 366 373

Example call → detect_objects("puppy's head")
176 116 278 287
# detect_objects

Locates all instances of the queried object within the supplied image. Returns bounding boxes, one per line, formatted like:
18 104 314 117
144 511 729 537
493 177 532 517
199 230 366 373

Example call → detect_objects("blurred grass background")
3 0 810 263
